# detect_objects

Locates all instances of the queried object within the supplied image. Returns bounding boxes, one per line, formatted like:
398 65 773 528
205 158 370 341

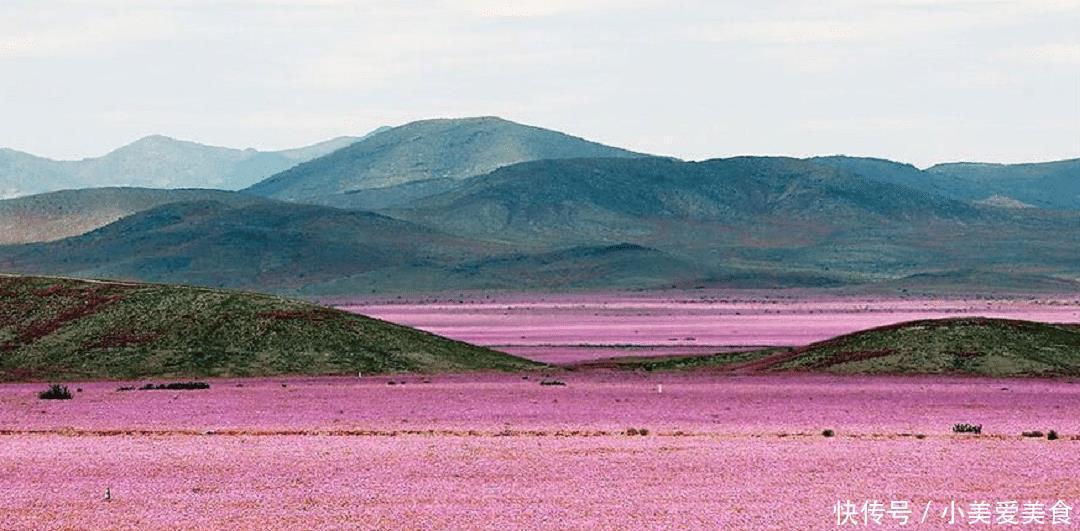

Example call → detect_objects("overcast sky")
2 0 1078 167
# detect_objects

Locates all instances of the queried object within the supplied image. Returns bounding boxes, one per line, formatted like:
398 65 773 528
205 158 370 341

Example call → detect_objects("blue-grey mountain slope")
0 188 269 244
0 130 382 198
812 156 1079 210
244 117 650 204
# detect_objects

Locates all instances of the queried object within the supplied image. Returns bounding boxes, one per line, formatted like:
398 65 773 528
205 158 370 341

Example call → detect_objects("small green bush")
952 423 982 434
822 429 835 437
38 384 72 400
138 382 210 391
1022 431 1044 438
1047 430 1059 441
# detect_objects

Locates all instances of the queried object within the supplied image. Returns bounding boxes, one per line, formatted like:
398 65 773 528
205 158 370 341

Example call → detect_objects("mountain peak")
246 117 647 201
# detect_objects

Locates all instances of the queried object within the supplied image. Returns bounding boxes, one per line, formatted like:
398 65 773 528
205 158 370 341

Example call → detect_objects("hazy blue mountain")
395 156 985 244
0 149 81 199
275 128 390 161
0 130 381 198
245 116 649 203
317 178 462 210
391 156 1077 282
812 156 1080 210
923 159 1080 210
0 200 503 293
0 153 1074 292
0 187 269 244
808 156 929 187
0 144 1074 294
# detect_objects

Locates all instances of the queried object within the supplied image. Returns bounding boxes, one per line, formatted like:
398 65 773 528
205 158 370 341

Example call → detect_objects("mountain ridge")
244 116 650 203
0 129 384 198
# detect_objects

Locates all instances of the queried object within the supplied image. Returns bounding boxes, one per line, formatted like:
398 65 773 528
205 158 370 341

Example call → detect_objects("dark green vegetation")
762 318 1080 376
0 187 269 244
134 381 210 390
245 116 646 203
0 275 538 382
952 423 983 434
37 383 72 400
0 133 374 199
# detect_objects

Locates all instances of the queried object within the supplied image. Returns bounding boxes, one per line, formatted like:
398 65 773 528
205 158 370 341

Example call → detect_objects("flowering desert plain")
1 291 1078 529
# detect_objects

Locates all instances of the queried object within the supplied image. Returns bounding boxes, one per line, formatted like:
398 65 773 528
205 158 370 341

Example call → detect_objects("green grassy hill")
0 275 537 382
763 318 1080 376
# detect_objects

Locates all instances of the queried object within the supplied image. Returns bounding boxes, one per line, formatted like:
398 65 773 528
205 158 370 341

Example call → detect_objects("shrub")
38 384 72 400
952 423 982 434
539 379 566 386
1047 430 1059 441
1022 431 1044 438
138 382 210 391
822 429 835 438
915 434 926 440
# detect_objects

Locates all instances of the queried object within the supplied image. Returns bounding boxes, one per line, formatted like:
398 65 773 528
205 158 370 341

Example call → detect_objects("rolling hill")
0 188 270 244
391 156 1077 283
295 243 706 295
602 318 1080 377
0 274 537 381
398 156 986 239
812 156 1080 210
924 159 1080 210
759 318 1080 376
244 117 648 204
0 200 505 293
0 132 377 199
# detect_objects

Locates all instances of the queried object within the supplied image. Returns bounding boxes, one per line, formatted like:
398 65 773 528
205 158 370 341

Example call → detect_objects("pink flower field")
340 292 1080 363
1 373 1077 529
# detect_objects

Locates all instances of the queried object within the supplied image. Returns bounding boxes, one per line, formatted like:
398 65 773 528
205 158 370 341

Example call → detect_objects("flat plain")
3 291 1078 529
342 292 1080 363
1 373 1078 529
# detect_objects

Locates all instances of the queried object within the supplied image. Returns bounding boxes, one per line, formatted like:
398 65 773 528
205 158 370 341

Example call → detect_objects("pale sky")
2 0 1078 167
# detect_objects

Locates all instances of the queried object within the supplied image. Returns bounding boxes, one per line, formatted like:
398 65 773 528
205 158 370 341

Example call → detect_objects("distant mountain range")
0 187 267 244
0 116 1075 294
393 156 987 246
0 129 385 199
811 156 1080 210
0 198 502 293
